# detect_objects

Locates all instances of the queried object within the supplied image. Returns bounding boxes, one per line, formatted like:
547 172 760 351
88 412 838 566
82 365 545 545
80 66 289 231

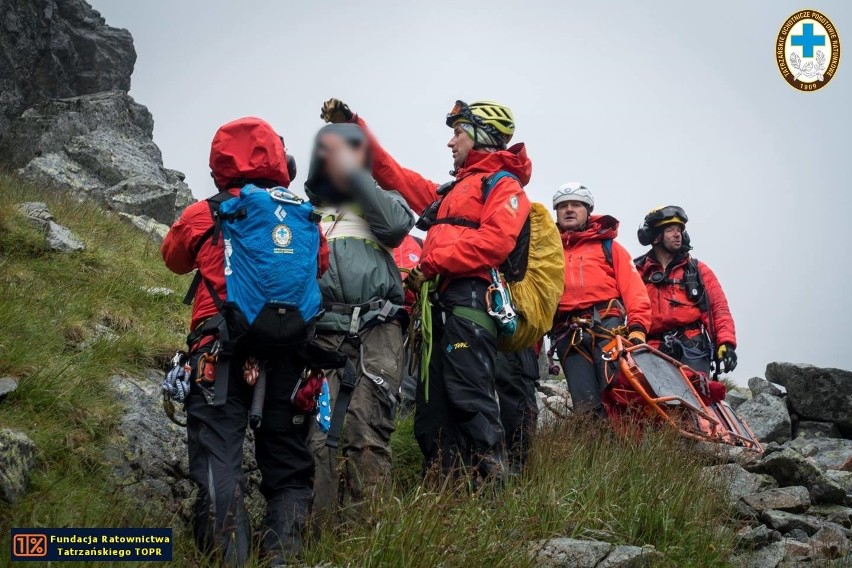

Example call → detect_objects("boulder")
735 524 782 550
531 538 611 567
810 505 852 528
748 377 783 398
727 387 752 410
0 0 135 132
742 486 811 513
781 538 811 559
0 428 36 504
748 448 847 504
796 421 842 440
703 463 778 500
736 393 791 444
15 201 85 252
530 539 660 568
117 213 170 243
106 370 265 524
811 525 850 558
766 363 852 431
785 437 852 471
760 510 824 536
597 545 661 567
730 541 785 568
0 377 18 401
0 92 193 224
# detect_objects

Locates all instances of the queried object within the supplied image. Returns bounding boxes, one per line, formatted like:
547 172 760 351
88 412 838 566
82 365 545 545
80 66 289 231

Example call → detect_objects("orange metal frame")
601 335 762 451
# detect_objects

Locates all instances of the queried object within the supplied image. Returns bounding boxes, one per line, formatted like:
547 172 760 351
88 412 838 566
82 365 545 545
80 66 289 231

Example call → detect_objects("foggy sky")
90 0 852 382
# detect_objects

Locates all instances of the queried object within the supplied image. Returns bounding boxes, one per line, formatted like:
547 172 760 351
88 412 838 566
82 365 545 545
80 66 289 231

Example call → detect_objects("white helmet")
553 182 594 210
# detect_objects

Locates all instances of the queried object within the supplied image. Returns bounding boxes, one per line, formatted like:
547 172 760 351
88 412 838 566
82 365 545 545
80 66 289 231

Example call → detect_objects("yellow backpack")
479 172 564 351
498 201 564 351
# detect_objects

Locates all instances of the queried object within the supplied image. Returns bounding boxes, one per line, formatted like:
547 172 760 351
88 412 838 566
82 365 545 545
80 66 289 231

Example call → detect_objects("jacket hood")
305 123 370 206
209 117 291 190
561 214 619 246
456 142 532 186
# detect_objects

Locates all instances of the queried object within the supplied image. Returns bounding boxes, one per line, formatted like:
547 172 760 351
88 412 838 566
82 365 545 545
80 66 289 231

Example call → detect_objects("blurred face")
448 125 474 169
555 201 589 232
656 223 684 253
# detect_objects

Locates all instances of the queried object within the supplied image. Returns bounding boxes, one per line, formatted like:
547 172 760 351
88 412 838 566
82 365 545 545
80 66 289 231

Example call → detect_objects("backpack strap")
686 258 709 313
182 191 238 306
602 238 614 267
481 171 520 201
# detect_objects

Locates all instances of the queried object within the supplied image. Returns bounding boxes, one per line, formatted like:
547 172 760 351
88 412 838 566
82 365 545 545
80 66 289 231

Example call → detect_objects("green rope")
418 278 438 403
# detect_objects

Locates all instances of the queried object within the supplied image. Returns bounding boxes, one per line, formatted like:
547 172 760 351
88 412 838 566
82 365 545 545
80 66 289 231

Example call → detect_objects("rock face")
107 371 265 525
0 0 135 131
736 393 791 445
0 428 36 505
0 0 193 224
766 363 852 432
1 93 193 224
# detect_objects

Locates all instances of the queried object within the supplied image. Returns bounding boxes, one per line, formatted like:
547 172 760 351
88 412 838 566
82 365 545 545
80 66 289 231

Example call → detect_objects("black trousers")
658 331 713 377
494 348 539 474
555 316 622 417
185 346 313 566
414 278 503 480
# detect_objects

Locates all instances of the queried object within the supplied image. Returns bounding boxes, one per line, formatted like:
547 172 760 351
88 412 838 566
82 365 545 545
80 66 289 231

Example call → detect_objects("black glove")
717 344 737 373
320 98 355 124
404 265 427 293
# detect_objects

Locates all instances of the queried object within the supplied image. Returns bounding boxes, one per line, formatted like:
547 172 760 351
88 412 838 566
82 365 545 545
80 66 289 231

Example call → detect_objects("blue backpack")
212 184 322 346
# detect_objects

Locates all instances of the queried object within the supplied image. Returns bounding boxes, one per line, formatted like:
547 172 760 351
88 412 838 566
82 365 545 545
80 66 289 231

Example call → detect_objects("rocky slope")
0 0 192 232
705 364 852 567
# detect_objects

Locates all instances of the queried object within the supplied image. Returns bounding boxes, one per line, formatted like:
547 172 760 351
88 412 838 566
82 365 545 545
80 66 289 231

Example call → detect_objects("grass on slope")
0 174 189 562
0 174 736 566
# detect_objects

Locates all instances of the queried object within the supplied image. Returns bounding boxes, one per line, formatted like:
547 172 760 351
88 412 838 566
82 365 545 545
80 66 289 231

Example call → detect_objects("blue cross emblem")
791 23 825 58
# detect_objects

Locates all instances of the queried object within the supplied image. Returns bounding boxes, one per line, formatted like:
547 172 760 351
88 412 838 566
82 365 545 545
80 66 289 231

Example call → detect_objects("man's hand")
321 98 355 124
317 131 367 191
405 265 427 293
627 330 646 346
717 344 737 373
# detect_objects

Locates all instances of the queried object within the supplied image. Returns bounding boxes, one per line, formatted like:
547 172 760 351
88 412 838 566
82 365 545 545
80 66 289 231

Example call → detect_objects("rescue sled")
599 335 762 451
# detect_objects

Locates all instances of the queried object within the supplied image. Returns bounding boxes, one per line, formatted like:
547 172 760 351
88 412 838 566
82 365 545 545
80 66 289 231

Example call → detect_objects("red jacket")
635 253 736 347
393 234 423 312
558 215 651 333
358 117 532 283
162 117 329 331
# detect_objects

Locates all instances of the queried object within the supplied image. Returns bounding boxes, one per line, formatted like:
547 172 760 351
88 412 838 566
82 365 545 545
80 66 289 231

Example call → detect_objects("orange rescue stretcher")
599 335 762 451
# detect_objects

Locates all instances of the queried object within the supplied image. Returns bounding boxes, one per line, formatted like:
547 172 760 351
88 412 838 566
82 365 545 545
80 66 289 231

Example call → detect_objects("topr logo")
776 10 840 91
272 224 292 248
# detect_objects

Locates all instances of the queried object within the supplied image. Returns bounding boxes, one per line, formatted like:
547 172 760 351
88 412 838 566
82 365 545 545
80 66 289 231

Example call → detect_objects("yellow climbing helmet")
446 100 515 140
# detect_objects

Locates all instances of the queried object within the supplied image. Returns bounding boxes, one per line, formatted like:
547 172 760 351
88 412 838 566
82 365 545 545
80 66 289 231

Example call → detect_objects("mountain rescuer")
495 346 540 474
633 205 737 377
161 118 325 565
304 123 414 526
551 184 651 417
320 97 532 484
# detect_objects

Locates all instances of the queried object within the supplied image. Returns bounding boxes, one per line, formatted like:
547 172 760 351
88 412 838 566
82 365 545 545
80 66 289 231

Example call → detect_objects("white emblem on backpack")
272 224 292 248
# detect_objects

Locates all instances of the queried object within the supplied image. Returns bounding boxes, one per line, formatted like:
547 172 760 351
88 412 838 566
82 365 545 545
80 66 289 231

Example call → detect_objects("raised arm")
356 116 440 215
